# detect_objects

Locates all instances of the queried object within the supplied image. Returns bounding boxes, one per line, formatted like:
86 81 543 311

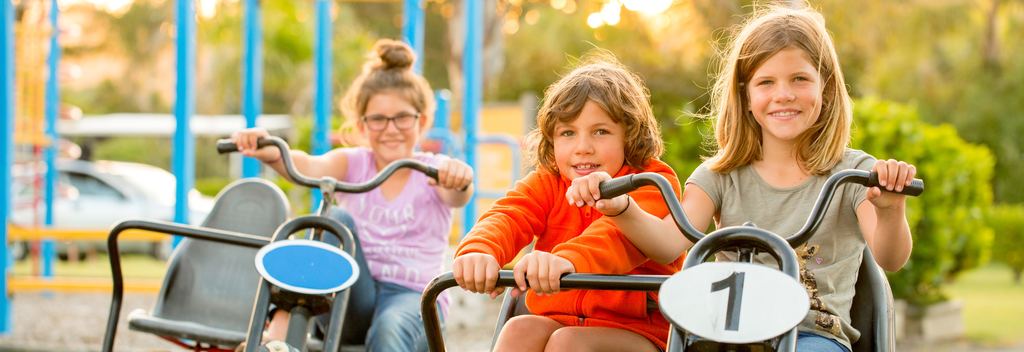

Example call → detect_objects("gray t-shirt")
686 148 875 351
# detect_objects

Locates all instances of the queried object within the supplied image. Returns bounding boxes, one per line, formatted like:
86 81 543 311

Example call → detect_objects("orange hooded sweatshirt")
455 159 683 350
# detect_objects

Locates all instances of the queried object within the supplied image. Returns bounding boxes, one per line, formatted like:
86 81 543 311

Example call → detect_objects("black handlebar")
598 169 924 248
217 136 455 193
866 171 924 197
421 271 668 352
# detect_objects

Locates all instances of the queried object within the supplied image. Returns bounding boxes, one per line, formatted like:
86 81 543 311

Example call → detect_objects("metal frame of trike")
101 214 357 352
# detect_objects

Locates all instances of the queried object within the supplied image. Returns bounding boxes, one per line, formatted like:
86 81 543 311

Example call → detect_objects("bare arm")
602 185 716 264
231 128 349 183
856 159 916 272
430 158 474 208
566 172 717 265
857 200 912 272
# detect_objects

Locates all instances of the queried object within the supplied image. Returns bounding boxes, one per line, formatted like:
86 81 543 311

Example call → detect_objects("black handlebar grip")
867 171 924 197
217 137 272 154
424 166 470 192
597 175 636 200
216 139 239 154
424 166 440 180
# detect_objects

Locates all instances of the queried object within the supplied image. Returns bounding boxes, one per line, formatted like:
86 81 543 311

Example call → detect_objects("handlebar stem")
627 173 707 244
784 169 868 247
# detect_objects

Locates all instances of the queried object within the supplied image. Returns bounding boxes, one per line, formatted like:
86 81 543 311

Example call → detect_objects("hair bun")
374 39 415 70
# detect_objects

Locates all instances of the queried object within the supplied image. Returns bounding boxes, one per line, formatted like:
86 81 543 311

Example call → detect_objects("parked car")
9 159 214 260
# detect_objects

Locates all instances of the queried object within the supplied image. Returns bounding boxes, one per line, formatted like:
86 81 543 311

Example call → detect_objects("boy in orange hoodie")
453 54 682 352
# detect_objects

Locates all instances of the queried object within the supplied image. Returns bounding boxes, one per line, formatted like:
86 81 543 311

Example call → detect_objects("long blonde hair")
524 53 664 176
704 3 852 175
338 39 435 146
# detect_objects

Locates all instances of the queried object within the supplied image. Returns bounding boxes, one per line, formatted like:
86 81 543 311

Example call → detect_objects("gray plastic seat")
850 247 895 352
127 178 290 348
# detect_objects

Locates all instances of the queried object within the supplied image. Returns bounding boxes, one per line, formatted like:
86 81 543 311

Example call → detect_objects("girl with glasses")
231 38 474 352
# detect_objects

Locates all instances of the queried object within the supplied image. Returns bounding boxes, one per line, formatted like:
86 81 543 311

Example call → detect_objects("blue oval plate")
255 240 360 295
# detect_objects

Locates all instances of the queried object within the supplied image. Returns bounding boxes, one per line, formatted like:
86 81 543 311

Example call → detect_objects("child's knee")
369 306 422 338
502 315 540 333
328 206 357 229
545 327 584 351
500 315 559 338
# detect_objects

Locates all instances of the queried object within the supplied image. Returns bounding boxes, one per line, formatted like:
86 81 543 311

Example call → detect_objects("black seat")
491 247 895 352
850 247 895 352
126 178 290 349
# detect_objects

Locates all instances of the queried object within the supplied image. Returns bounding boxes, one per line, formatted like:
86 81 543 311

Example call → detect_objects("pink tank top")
337 147 452 316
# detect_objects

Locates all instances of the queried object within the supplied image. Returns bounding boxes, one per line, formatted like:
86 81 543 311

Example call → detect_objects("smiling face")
746 46 824 147
357 92 428 169
552 100 626 180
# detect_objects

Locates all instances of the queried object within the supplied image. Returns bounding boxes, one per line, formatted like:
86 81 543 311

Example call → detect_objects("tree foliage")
850 98 995 305
987 205 1024 284
818 0 1024 204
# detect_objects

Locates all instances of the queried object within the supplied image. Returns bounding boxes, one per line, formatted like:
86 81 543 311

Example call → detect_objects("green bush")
80 136 231 179
850 97 995 305
661 114 713 180
987 205 1024 284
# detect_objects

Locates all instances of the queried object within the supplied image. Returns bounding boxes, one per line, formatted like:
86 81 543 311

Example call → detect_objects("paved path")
1 245 1019 352
4 290 1022 352
0 290 502 352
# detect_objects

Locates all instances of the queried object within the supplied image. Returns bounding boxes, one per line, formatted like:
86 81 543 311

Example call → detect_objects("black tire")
10 241 29 261
57 243 88 261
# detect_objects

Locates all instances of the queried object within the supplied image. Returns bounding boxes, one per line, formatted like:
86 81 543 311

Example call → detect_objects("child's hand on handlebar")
429 158 474 191
511 251 575 298
230 128 282 163
867 159 917 209
452 253 505 299
566 172 629 216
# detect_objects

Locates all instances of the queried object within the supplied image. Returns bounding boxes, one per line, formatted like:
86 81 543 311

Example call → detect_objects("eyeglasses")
362 113 420 131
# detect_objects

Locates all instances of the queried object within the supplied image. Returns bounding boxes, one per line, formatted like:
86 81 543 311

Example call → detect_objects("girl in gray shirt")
564 4 919 352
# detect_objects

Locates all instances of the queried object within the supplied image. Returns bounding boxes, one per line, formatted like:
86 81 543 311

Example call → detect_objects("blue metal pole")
462 0 482 236
1 0 15 333
310 0 332 210
434 89 450 130
401 0 424 74
42 0 60 277
172 0 196 246
241 0 262 178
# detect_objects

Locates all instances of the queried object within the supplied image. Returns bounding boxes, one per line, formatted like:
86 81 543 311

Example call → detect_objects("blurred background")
4 0 1023 350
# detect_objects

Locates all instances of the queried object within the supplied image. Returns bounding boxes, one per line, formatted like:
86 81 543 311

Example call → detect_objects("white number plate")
659 262 809 344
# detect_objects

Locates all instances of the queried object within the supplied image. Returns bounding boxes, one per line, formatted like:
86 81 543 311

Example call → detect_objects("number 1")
711 272 745 331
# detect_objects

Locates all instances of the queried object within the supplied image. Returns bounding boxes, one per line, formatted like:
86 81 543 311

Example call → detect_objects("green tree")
851 98 995 305
820 0 1024 203
987 205 1024 284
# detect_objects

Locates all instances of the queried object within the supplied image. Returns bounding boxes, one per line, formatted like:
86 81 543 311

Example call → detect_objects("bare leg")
67 243 79 263
493 315 564 352
544 326 660 352
264 309 290 341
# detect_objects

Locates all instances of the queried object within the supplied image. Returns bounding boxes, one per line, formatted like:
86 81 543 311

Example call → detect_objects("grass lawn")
12 254 168 279
945 262 1024 346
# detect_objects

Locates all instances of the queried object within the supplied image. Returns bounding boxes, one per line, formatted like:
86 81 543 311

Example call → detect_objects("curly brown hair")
524 53 664 176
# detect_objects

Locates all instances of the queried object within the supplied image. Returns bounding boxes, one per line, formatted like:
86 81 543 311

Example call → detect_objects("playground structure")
3 0 63 334
2 0 520 336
